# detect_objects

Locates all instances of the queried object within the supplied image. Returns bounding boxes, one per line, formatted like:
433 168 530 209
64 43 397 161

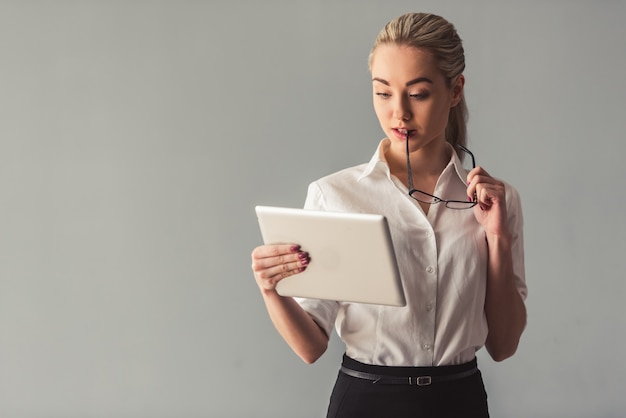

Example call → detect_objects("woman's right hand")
250 244 326 363
251 244 310 291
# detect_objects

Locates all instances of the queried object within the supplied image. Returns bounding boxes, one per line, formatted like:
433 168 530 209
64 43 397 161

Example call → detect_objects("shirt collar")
357 139 392 181
357 138 470 184
448 143 472 184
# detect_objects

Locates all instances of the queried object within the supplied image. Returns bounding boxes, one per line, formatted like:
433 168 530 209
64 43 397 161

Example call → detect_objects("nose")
393 95 412 121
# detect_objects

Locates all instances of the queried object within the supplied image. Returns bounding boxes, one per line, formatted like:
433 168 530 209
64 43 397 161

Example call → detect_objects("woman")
251 12 527 418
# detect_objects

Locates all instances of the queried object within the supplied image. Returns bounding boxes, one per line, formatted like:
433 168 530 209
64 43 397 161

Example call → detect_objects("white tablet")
255 206 406 307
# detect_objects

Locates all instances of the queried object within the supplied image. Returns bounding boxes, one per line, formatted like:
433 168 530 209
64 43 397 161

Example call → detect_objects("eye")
409 92 429 100
375 92 391 99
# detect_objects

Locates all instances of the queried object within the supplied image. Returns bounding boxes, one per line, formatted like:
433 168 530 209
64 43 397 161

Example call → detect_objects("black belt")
340 365 478 386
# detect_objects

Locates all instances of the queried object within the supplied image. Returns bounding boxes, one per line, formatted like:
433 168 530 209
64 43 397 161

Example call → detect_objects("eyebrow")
372 77 433 86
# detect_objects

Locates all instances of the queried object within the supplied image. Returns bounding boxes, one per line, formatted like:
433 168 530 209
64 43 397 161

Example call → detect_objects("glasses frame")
405 137 478 210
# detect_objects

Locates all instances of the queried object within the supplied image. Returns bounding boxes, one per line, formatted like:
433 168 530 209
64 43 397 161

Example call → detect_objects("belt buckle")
414 376 432 386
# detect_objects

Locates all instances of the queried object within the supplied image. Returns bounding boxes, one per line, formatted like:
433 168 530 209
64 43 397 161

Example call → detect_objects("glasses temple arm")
405 133 414 190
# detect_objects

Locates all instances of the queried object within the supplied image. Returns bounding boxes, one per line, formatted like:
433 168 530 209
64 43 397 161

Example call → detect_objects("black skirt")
326 354 489 418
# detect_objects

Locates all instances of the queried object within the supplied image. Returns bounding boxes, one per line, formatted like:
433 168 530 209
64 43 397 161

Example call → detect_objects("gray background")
1 1 625 417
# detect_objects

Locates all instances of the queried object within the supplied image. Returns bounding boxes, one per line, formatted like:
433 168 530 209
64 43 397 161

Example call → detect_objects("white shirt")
297 139 527 367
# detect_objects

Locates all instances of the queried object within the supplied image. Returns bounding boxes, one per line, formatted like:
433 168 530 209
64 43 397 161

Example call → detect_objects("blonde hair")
369 13 468 149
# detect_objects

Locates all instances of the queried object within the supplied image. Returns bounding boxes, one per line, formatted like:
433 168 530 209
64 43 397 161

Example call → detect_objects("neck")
386 138 450 179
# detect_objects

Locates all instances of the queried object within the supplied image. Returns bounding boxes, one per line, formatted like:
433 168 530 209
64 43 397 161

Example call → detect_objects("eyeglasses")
405 137 477 209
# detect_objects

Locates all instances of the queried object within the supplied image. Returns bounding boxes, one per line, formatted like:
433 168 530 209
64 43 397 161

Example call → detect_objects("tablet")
255 206 406 306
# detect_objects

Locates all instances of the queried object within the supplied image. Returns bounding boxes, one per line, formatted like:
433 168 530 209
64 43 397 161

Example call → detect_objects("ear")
450 74 465 107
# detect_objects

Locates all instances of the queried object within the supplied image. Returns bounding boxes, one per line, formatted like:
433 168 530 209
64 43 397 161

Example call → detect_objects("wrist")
260 286 281 299
485 230 512 246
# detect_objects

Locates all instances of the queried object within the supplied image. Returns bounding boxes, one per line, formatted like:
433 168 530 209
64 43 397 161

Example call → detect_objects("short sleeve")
506 184 528 301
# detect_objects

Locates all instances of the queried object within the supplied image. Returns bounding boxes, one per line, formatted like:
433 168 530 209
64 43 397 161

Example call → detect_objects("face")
370 44 463 155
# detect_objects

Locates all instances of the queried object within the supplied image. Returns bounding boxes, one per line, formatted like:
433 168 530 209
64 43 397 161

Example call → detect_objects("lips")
392 128 415 139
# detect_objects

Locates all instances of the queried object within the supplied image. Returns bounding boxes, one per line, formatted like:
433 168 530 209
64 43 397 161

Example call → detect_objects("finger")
466 170 503 200
468 175 499 191
263 258 310 280
254 257 310 290
476 185 490 209
475 183 505 210
468 166 491 179
252 250 309 272
251 244 301 261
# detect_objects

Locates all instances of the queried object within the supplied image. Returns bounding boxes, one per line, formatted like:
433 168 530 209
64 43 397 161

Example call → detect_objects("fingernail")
297 251 309 260
301 258 310 266
290 245 301 252
298 267 306 272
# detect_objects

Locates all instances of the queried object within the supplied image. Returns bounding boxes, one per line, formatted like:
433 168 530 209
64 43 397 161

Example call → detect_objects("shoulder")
304 162 375 211
501 180 524 231
304 139 389 211
312 163 370 187
502 180 522 209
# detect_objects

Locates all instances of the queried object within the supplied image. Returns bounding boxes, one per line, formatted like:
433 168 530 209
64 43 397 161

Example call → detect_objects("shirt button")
422 344 432 351
426 303 433 312
426 266 435 274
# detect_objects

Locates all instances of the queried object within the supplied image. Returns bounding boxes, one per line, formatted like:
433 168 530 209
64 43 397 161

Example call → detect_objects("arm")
468 168 527 362
251 244 329 364
483 231 527 361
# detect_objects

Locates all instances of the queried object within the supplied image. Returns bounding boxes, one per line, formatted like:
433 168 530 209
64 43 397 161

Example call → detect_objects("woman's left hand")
466 167 509 238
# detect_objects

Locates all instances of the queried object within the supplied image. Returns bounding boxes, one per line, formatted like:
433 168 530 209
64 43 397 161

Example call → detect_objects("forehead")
370 44 441 82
